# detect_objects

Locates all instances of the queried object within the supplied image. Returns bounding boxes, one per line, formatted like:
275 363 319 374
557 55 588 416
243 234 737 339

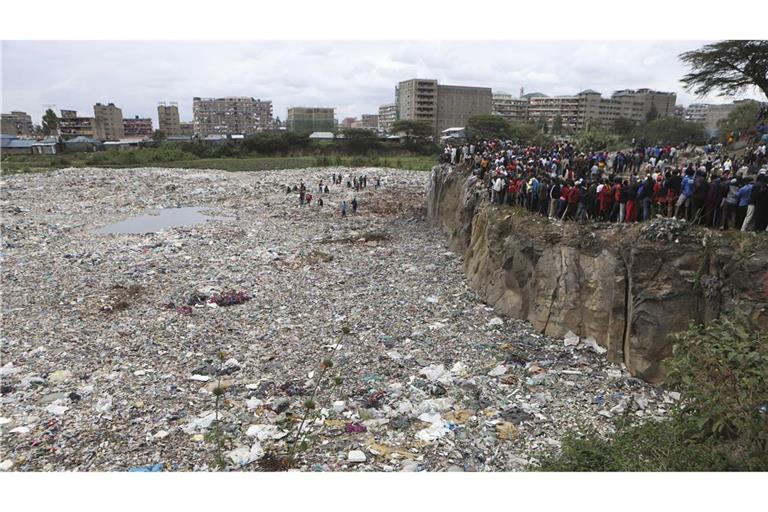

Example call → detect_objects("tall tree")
41 109 59 136
465 114 510 140
391 119 434 141
552 114 563 135
717 100 761 134
680 40 768 100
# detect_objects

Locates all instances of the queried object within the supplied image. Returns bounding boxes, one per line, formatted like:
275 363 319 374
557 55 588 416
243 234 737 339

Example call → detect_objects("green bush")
538 312 768 471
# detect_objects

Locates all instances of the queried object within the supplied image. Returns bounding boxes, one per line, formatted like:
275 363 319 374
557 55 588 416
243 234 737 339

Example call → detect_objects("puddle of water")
93 207 232 234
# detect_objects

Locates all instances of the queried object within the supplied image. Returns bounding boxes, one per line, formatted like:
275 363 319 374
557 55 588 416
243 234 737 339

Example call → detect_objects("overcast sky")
2 40 765 128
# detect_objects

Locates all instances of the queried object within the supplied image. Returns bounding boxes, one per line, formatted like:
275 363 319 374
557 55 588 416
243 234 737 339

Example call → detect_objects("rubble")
0 166 672 471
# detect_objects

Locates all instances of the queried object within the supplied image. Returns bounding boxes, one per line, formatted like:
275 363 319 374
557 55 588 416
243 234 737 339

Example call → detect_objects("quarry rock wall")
427 164 768 383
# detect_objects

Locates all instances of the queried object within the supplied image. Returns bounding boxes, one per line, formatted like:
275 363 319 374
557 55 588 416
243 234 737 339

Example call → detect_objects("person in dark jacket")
691 170 709 224
751 172 768 231
704 174 722 227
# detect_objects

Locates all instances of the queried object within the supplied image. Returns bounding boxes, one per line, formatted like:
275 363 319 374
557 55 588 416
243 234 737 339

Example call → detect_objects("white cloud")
2 40 764 128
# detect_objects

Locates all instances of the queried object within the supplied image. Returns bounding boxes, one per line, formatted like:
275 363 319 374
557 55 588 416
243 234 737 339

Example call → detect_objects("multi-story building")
395 79 439 132
358 114 379 131
286 107 335 134
682 101 755 130
58 110 96 139
395 78 493 134
157 102 181 136
524 88 677 131
0 111 34 136
341 117 357 129
93 103 125 140
609 89 677 122
123 116 153 138
179 122 195 137
492 93 529 123
527 93 585 131
192 96 273 136
378 103 397 134
436 85 493 133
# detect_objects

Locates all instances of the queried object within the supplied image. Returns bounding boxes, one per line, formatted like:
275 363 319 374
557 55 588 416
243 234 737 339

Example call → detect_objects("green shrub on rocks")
538 312 768 471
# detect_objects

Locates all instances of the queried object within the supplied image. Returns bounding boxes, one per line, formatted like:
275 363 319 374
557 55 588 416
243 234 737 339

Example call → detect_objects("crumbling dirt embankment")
427 164 768 383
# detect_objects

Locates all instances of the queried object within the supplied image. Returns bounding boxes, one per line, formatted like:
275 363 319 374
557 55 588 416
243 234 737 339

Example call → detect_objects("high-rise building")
395 78 493 134
93 103 125 140
58 110 96 139
192 96 273 136
492 93 529 123
157 103 181 136
395 79 438 132
286 107 335 134
0 111 33 136
378 103 397 134
123 116 153 138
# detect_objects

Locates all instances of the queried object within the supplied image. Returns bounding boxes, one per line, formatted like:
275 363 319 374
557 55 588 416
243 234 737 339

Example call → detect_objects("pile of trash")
0 166 676 472
640 216 691 242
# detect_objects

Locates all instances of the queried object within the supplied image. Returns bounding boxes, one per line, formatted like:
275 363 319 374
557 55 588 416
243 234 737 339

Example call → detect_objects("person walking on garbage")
351 197 358 214
341 201 348 218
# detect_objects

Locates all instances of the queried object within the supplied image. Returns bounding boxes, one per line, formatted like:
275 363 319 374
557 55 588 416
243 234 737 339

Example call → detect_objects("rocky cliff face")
427 164 768 383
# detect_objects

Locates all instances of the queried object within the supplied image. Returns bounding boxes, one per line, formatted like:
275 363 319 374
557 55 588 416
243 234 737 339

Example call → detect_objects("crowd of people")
287 172 379 217
442 139 768 232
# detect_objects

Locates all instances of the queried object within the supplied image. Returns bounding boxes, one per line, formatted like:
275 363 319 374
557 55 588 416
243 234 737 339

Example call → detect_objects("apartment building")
157 103 181 136
179 122 195 136
58 110 96 139
492 93 529 123
192 97 273 136
378 103 397 134
286 107 335 134
358 114 379 131
395 79 439 132
395 79 492 134
523 88 677 131
0 111 34 136
93 103 125 140
123 116 153 138
347 114 379 131
682 101 757 130
341 117 357 129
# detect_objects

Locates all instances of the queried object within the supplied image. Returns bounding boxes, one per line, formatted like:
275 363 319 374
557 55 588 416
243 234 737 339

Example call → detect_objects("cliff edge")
427 163 768 383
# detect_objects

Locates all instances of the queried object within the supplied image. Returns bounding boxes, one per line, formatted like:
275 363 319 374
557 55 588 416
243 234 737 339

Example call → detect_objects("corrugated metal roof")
1 138 36 148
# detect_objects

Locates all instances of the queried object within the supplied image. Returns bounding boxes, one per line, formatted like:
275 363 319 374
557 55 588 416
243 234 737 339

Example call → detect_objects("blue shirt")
737 184 753 207
681 175 695 197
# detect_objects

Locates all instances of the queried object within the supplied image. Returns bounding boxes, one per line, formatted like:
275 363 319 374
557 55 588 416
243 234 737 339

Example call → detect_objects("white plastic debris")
45 401 69 416
245 397 263 410
348 450 367 463
580 337 607 355
488 364 508 377
563 331 580 347
419 364 453 385
227 442 264 466
94 395 113 413
245 424 287 441
182 412 218 434
487 317 504 327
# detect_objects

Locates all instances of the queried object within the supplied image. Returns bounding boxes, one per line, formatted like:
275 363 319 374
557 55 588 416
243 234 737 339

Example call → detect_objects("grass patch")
1 153 437 174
